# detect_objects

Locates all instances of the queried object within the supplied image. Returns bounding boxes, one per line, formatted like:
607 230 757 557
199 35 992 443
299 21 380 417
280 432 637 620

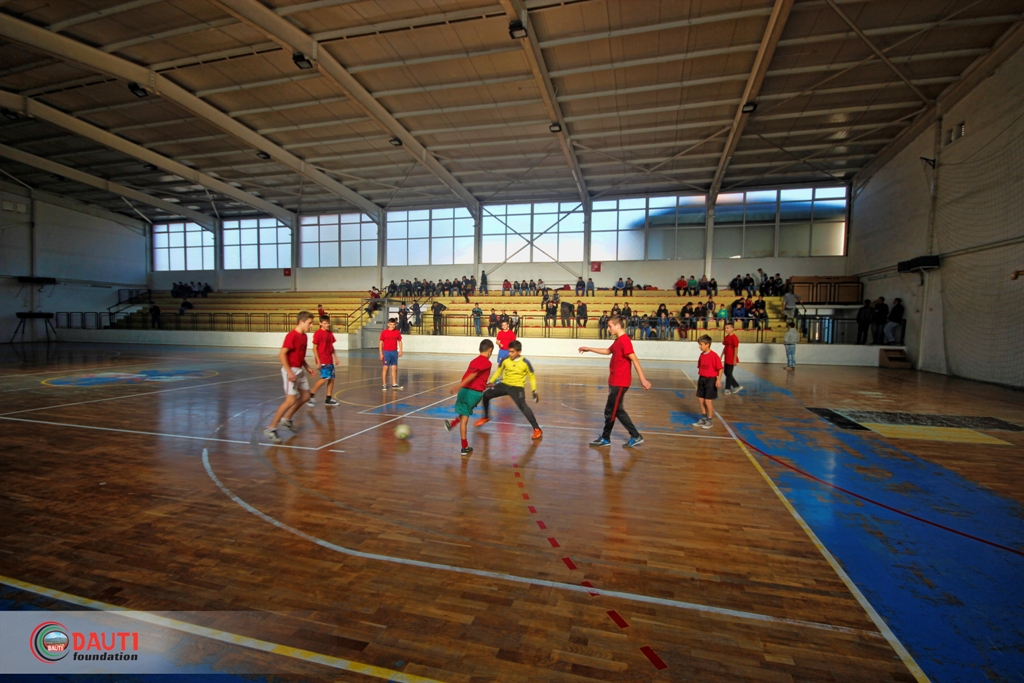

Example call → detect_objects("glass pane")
779 224 810 257
745 203 777 223
619 197 645 210
534 203 559 214
323 214 341 224
408 220 429 238
453 236 474 264
481 235 504 262
320 242 339 267
779 201 813 221
408 238 429 265
618 230 644 261
341 242 360 267
153 249 169 271
319 223 338 242
154 224 168 233
361 240 378 266
408 210 429 221
340 223 360 241
202 246 214 268
506 233 530 262
431 237 454 265
260 227 277 244
815 186 846 199
454 207 472 219
432 219 454 237
169 248 185 271
167 223 184 232
202 231 214 246
533 212 560 234
647 229 674 260
223 229 239 245
506 213 530 233
647 205 677 229
744 225 775 258
301 243 319 267
715 203 744 224
811 222 845 256
717 193 744 204
241 219 258 229
185 230 201 247
482 216 504 235
361 222 378 240
713 226 743 258
224 221 240 229
813 199 847 220
278 244 291 269
591 231 617 260
746 190 777 203
240 229 258 245
591 211 617 231
677 203 706 225
648 196 676 209
224 245 240 270
388 221 407 239
533 233 557 262
618 209 645 230
454 218 474 236
558 211 584 232
560 202 582 213
593 200 616 211
259 218 277 228
153 233 169 249
677 229 705 259
277 227 291 244
387 239 407 266
185 246 203 269
387 211 407 222
780 188 813 201
559 232 583 261
169 232 184 248
300 215 318 225
432 207 454 219
679 195 705 205
260 244 277 268
508 204 530 214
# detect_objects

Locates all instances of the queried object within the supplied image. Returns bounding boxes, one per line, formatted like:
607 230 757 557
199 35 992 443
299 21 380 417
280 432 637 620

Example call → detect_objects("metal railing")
107 288 152 315
797 315 906 345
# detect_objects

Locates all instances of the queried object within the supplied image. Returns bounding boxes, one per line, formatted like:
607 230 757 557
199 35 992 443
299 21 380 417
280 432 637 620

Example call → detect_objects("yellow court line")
0 574 448 683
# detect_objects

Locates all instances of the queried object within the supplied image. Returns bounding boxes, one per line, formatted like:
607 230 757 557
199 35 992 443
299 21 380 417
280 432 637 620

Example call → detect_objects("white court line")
202 448 878 638
0 373 281 417
0 416 319 451
355 381 460 415
376 413 732 439
317 392 457 450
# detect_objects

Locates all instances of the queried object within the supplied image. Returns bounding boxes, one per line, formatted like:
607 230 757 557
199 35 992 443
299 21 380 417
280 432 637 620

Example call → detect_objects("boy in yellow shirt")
475 340 542 439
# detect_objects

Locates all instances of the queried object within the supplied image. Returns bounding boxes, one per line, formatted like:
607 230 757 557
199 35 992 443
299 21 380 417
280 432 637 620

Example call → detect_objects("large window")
712 186 847 259
386 207 474 266
592 196 706 261
223 218 291 270
152 222 214 271
300 213 377 267
481 202 584 263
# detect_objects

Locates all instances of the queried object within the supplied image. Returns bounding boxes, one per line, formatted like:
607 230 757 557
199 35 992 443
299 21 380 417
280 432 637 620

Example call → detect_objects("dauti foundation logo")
30 622 70 662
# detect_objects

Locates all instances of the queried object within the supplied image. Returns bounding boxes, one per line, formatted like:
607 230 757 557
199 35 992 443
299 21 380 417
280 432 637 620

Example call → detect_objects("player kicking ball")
476 340 542 439
443 339 494 456
579 314 652 448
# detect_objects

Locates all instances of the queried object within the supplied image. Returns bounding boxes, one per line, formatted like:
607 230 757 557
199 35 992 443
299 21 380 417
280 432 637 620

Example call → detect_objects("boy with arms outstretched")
694 334 723 429
443 339 494 456
476 340 542 439
579 315 652 448
264 311 315 444
309 315 340 407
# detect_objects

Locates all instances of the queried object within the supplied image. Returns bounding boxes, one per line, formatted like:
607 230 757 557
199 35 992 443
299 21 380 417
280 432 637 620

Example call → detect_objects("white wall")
850 43 1024 380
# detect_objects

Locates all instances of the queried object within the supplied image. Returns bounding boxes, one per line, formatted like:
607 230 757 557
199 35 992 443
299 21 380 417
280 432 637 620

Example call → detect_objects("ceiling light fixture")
292 51 313 69
741 102 757 114
143 163 158 171
508 20 527 40
256 151 271 160
1 108 18 121
388 137 403 147
548 122 562 133
50 174 65 182
128 82 148 98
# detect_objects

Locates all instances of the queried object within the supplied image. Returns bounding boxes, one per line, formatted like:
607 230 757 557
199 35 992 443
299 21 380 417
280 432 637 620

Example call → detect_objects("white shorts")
281 367 309 396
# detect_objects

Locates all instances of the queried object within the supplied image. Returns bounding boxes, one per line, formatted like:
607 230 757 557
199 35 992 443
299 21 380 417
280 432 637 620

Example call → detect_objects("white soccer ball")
394 424 412 440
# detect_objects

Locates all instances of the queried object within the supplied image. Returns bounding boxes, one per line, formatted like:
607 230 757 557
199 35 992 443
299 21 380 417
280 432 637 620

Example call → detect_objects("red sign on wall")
283 268 292 277
590 261 601 272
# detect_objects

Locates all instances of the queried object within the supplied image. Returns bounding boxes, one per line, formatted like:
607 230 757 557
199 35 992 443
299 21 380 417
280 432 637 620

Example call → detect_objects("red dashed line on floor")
640 646 668 670
547 537 560 548
562 557 577 570
536 520 547 530
581 581 599 596
607 610 629 629
527 505 537 513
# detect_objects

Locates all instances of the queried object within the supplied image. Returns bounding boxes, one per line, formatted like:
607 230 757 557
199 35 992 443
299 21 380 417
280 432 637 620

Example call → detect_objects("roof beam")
209 0 480 215
709 0 795 198
47 0 165 32
0 12 379 218
0 90 295 224
499 0 588 203
0 142 217 230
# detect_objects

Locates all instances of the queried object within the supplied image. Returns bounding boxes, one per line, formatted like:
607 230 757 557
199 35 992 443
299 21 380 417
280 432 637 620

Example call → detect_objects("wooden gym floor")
0 343 1021 683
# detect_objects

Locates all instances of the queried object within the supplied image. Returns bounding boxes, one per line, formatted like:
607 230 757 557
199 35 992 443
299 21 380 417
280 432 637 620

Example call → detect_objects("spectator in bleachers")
487 309 498 335
544 301 556 327
640 313 652 339
431 300 447 335
537 278 546 293
178 298 194 316
614 278 625 296
610 303 621 317
674 276 686 296
472 303 483 335
856 299 873 344
511 311 520 334
398 302 410 334
576 300 588 328
622 302 632 323
150 304 162 329
772 274 784 296
688 275 698 296
656 303 669 318
885 298 904 344
502 279 511 296
586 278 595 296
694 302 708 330
627 310 640 339
756 269 767 296
201 283 211 297
872 297 889 344
598 311 610 339
730 275 743 296
560 299 574 327
410 301 421 327
708 278 719 296
575 276 586 296
499 310 510 328
387 280 398 296
699 275 709 296
624 277 635 296
732 300 748 329
743 274 755 297
783 289 802 321
657 311 671 339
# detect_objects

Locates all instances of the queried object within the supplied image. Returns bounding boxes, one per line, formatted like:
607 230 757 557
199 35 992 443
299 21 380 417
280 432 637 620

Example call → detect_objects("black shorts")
696 375 718 400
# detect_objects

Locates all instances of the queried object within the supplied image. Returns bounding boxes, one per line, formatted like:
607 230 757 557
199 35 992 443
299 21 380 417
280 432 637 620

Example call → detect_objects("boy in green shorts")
444 339 494 455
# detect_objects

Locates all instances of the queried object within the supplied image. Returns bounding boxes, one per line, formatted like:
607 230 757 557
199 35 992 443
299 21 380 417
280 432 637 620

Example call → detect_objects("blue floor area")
728 369 1024 683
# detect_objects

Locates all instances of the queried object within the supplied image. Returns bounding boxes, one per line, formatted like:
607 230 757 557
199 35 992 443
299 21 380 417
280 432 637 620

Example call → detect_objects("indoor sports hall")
0 2 1022 682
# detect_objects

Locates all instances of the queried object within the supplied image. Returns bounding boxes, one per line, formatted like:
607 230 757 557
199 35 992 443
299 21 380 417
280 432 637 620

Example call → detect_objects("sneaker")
306 397 316 407
444 419 453 433
701 420 713 430
733 385 744 394
382 384 388 390
589 437 611 447
532 428 543 440
723 389 732 395
280 418 296 431
391 384 403 390
474 417 490 427
625 436 645 447
263 428 282 444
692 417 707 427
460 446 473 456
324 397 339 407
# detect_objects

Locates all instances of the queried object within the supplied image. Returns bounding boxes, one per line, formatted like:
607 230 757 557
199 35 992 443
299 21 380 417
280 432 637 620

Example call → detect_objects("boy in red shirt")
379 317 403 390
720 322 743 395
309 315 340 408
694 334 723 430
579 315 652 448
443 339 494 456
495 320 516 366
264 311 314 444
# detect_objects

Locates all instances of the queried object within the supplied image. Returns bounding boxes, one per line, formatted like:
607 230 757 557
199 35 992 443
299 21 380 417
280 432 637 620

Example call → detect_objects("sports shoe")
280 418 296 431
733 385 744 394
723 389 732 395
306 397 316 407
532 428 543 440
382 384 388 390
460 446 473 456
324 397 339 407
625 436 645 447
589 437 611 447
474 417 490 427
444 419 454 433
701 419 713 430
263 428 282 444
692 417 707 427
391 384 403 389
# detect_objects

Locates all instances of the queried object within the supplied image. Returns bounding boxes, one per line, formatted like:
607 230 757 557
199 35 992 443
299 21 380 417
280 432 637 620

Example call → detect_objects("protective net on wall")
934 127 1024 388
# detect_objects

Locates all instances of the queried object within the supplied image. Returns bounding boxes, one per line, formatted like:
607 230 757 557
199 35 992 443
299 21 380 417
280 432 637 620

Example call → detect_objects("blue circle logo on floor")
43 369 218 386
